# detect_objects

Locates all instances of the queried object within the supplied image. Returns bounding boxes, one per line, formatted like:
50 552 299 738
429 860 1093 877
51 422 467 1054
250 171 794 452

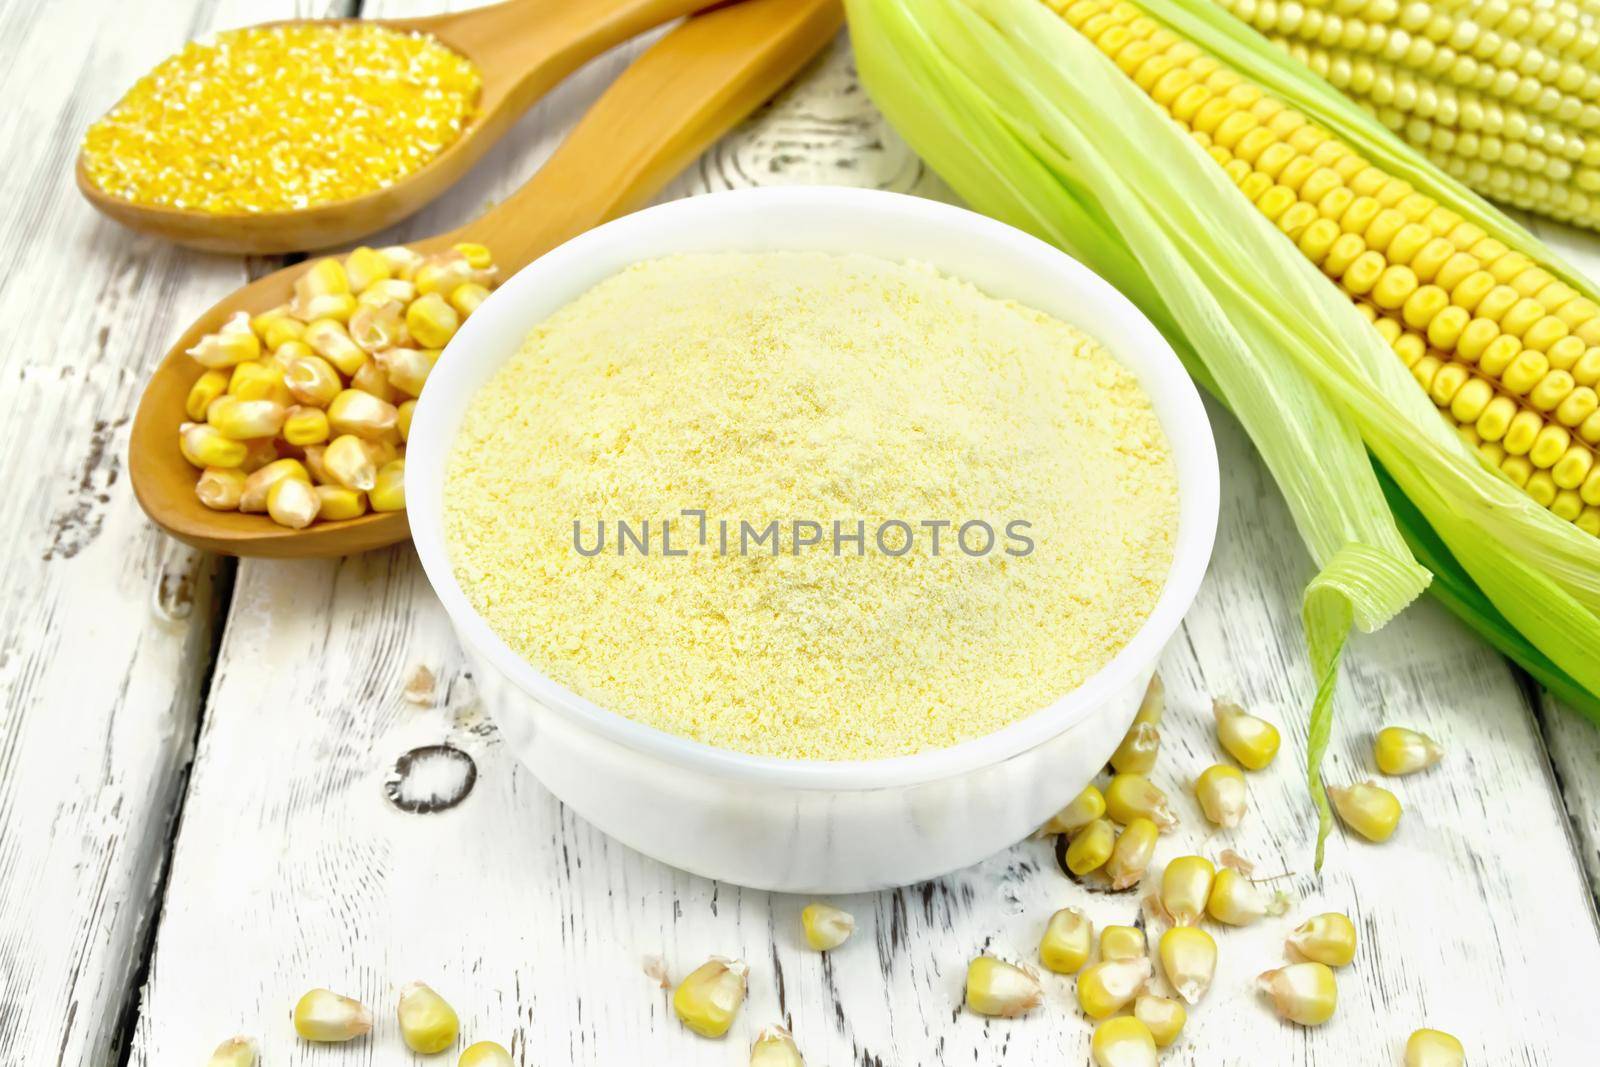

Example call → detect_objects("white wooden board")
0 1 340 1064
121 6 1600 1065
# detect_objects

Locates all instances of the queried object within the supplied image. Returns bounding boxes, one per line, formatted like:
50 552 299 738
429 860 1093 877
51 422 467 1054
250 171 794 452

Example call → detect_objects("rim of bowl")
408 186 1220 792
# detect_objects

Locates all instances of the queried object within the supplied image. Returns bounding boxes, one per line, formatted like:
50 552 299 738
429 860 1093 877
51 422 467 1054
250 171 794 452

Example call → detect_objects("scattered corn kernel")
239 458 309 513
1104 774 1177 830
1066 817 1117 876
1043 784 1106 835
673 957 748 1037
1133 673 1164 726
292 988 372 1042
1076 956 1151 1019
395 981 459 1054
1405 1029 1465 1067
1375 726 1445 776
205 1035 257 1067
1213 699 1281 770
1287 913 1358 967
371 458 406 512
801 903 855 951
965 956 1043 1017
315 485 369 521
196 467 246 510
179 422 247 469
266 476 321 529
1206 867 1277 926
1099 925 1146 961
750 1025 804 1067
1110 721 1160 775
81 24 480 214
1040 907 1093 974
1106 817 1158 889
1258 962 1338 1026
1090 1016 1157 1067
1194 763 1247 828
1159 927 1216 1005
1330 781 1403 842
458 1041 514 1067
1134 994 1185 1048
1159 856 1215 926
186 370 229 421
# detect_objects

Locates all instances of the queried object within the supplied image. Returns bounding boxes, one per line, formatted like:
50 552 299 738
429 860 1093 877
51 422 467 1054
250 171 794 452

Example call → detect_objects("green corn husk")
847 0 1600 864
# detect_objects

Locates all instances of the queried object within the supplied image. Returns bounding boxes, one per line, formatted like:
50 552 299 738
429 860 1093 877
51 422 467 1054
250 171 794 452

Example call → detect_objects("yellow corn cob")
1211 0 1600 232
1056 0 1600 533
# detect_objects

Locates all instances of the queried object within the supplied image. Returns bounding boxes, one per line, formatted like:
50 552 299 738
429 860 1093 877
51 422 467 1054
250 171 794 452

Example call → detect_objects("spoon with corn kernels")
77 0 716 254
127 0 843 558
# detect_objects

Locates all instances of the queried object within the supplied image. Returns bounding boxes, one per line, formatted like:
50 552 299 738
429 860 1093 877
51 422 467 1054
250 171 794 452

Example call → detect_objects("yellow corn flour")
445 252 1178 761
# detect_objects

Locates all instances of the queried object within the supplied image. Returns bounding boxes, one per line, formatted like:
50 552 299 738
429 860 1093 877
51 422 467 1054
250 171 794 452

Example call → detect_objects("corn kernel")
377 347 433 397
207 396 287 440
396 981 459 1054
1076 956 1151 1019
1133 674 1164 726
1043 784 1105 835
1213 699 1281 769
415 253 477 296
1099 925 1146 961
295 258 351 302
1065 817 1117 875
1040 907 1093 974
1206 867 1278 926
315 485 368 521
1090 1016 1156 1067
1110 721 1160 775
1330 781 1403 841
1159 856 1215 926
1106 817 1158 889
450 282 491 317
801 903 855 951
284 355 342 408
179 422 247 469
407 292 461 348
453 242 494 270
187 312 260 369
205 1035 257 1067
1405 1029 1465 1067
1258 962 1338 1026
196 467 246 510
1133 994 1185 1048
381 245 426 280
345 247 392 293
349 299 406 354
1375 726 1445 775
328 389 399 439
282 405 330 447
227 360 290 404
750 1025 804 1067
351 359 398 403
296 292 358 324
673 957 748 1037
324 435 378 492
458 1041 514 1067
186 370 230 421
239 458 309 513
397 399 416 441
1287 912 1358 967
304 319 367 377
238 437 278 473
1104 774 1177 829
966 956 1043 1017
292 988 372 1042
266 476 321 529
371 458 406 512
1158 927 1216 1004
1194 763 1246 828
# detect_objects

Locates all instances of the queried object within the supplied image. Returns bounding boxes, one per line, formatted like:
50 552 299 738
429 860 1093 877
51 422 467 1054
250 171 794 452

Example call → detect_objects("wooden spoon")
77 0 715 254
128 0 843 558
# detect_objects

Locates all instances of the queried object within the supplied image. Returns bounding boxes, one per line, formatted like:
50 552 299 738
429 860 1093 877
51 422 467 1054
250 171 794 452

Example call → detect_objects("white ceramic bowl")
408 187 1219 893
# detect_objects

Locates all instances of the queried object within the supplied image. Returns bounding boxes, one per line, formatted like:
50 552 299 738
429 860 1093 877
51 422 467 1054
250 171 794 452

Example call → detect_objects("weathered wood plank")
129 10 1600 1067
0 1 344 1064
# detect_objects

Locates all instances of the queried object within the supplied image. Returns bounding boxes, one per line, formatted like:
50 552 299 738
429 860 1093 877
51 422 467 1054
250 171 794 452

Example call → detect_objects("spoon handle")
446 0 844 274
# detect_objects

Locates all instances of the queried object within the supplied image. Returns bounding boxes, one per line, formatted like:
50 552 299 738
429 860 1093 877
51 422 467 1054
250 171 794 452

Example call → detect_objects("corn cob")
1054 0 1600 534
1210 0 1600 231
